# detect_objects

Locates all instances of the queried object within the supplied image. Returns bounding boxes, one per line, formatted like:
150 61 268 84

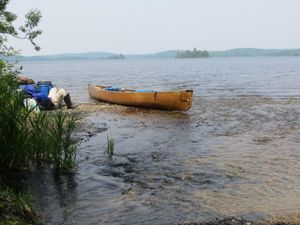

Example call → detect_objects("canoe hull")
88 84 193 111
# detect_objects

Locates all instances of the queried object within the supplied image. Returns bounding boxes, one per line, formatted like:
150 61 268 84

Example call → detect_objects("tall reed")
48 111 79 170
106 135 115 158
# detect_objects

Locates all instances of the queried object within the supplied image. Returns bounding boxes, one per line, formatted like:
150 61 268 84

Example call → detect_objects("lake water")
21 57 300 224
22 57 300 101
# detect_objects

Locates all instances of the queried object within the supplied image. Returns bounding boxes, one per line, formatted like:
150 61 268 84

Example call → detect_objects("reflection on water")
24 170 78 224
20 58 300 224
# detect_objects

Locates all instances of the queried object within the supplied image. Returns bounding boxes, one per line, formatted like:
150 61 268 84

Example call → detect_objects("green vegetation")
106 135 115 158
0 0 80 172
0 1 45 223
0 53 80 172
49 111 79 170
176 48 210 58
0 1 80 223
0 183 43 225
0 0 42 54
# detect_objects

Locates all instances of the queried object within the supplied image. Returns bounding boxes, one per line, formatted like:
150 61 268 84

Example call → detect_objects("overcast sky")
8 0 300 56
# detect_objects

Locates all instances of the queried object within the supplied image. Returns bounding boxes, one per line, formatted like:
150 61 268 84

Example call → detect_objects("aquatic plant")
49 111 79 170
106 135 115 157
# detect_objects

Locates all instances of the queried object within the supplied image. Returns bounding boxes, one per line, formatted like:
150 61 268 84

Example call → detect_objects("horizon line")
20 47 300 57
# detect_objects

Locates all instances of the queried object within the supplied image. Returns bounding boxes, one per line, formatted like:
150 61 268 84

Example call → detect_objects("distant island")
210 48 300 57
175 48 209 58
12 48 300 61
11 52 126 61
108 54 125 59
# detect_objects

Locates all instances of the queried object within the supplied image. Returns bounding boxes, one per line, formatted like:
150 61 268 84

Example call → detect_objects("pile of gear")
18 76 76 112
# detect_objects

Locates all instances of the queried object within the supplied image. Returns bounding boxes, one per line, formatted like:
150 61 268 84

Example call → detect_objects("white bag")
23 98 40 113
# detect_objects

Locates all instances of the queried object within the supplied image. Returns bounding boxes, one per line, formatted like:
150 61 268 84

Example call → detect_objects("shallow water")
21 58 300 224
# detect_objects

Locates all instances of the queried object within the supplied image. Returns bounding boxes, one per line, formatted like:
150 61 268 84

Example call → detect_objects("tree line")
176 48 210 58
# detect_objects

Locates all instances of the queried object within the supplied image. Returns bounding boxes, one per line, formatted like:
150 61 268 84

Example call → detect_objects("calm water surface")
21 58 300 224
22 57 300 101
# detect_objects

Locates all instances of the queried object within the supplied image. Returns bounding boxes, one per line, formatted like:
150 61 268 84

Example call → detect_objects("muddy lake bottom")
19 96 300 225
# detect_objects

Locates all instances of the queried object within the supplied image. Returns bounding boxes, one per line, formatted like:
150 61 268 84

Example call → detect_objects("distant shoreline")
8 48 300 61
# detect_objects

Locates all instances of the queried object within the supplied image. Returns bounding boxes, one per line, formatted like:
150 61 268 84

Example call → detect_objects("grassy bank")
0 183 43 225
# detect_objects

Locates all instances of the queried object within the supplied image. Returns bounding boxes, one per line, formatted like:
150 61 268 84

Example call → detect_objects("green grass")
106 135 115 158
0 183 43 225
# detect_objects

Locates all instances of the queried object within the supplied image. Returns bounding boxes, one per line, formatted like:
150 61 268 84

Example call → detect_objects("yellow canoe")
88 84 193 111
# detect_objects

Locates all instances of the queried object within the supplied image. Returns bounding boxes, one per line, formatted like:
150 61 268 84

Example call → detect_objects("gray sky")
8 0 300 56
